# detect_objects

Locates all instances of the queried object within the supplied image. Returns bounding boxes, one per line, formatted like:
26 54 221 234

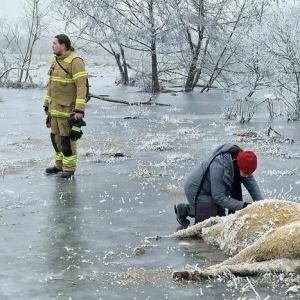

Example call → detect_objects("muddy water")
0 84 300 299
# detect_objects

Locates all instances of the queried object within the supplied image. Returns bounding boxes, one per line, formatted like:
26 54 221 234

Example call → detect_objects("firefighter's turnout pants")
50 104 77 172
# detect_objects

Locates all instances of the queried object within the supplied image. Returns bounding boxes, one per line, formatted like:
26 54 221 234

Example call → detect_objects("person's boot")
61 171 74 179
174 204 190 227
45 166 61 174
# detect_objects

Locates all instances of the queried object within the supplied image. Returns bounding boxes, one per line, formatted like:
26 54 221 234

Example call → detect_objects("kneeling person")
174 143 263 226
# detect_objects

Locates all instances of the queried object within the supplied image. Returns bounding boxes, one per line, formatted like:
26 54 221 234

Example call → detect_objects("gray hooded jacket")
184 143 263 212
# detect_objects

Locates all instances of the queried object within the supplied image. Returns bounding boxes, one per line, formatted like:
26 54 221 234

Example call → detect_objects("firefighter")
44 34 88 179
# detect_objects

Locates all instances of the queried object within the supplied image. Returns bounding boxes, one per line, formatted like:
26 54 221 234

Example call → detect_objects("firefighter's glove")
46 116 51 128
68 115 86 141
70 126 83 141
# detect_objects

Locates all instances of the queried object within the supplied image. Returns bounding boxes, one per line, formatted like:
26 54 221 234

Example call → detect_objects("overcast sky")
1 0 22 18
0 0 65 39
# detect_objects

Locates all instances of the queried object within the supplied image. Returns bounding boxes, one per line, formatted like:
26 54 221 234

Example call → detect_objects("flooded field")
1 71 300 299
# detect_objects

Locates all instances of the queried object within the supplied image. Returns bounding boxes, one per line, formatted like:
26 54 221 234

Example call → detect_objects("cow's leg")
170 216 225 239
173 259 300 281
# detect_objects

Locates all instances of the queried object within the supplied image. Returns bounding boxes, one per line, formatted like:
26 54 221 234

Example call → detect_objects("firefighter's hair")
54 34 75 51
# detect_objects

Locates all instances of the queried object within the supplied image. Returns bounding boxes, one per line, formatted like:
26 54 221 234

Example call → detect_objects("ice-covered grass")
260 147 300 159
135 133 179 151
154 114 191 125
165 153 195 164
128 154 195 181
81 148 130 164
263 186 300 202
173 126 205 139
262 168 298 178
127 103 152 118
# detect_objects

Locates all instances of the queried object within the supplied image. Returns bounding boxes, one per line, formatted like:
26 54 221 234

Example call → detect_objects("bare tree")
167 0 207 92
166 0 277 93
105 0 164 93
0 19 17 84
16 0 49 84
53 0 130 85
257 3 300 119
49 0 289 101
223 0 278 100
54 0 176 93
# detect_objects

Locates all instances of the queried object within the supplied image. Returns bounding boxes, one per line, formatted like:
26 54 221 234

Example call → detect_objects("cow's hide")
171 199 300 280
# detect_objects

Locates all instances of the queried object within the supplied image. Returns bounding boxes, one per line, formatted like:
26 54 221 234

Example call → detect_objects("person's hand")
68 115 86 127
243 202 250 208
74 113 83 120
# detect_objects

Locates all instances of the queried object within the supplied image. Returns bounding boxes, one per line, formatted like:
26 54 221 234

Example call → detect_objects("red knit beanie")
237 151 257 175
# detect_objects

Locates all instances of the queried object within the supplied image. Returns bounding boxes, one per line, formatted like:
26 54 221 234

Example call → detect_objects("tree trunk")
296 73 300 117
149 0 160 93
120 45 129 85
25 37 37 81
18 0 41 83
114 53 126 83
184 0 205 92
151 41 160 93
185 55 199 92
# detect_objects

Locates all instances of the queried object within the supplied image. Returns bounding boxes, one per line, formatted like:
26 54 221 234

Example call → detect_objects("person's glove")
68 115 86 141
46 116 51 128
69 126 83 141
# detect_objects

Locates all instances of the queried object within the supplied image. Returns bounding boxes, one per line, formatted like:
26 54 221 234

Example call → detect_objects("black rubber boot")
174 204 190 227
45 166 61 174
61 171 75 179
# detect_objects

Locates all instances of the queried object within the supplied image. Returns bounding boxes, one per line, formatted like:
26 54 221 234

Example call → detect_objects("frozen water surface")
1 70 300 299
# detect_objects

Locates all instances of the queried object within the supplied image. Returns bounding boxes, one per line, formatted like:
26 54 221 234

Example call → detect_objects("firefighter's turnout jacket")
44 51 87 115
44 51 88 173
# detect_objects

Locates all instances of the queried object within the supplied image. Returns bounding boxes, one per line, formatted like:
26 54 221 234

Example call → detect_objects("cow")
170 199 300 280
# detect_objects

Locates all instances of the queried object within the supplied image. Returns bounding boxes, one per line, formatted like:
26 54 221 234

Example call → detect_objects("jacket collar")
55 50 72 61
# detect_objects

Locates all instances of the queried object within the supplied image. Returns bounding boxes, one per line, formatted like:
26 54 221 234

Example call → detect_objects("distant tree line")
1 0 300 118
0 0 49 88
